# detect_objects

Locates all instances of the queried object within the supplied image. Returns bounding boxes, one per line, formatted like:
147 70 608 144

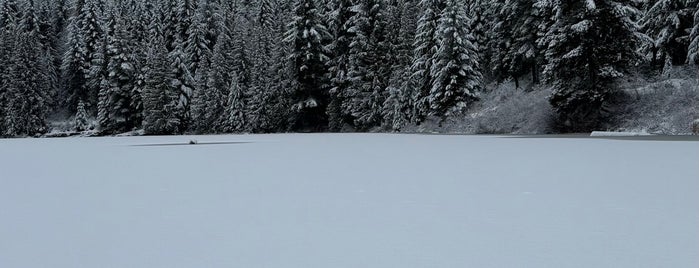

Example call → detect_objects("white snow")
1 134 698 268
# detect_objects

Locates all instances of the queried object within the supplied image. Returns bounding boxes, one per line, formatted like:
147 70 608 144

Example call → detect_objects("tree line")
0 0 698 136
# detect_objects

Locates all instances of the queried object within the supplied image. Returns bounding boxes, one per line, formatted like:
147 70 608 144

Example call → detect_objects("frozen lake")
1 134 698 268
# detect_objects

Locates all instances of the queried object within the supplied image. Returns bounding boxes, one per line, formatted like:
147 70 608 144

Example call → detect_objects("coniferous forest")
0 0 698 136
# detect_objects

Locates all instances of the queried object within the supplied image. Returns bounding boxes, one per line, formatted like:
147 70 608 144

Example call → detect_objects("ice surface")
590 131 652 137
1 134 698 268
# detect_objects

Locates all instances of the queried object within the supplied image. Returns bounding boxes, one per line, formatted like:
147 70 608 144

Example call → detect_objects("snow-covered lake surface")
1 134 698 268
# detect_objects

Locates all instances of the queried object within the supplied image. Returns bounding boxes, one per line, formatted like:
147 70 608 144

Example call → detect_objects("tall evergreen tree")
429 0 481 117
687 3 699 65
285 0 332 130
191 13 234 133
640 0 694 74
222 73 247 132
2 5 51 136
344 0 393 130
61 0 103 113
326 0 358 131
542 0 639 131
142 19 180 135
409 0 442 123
491 0 544 87
97 11 139 133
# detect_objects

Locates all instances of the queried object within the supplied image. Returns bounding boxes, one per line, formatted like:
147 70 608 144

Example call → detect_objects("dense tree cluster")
1 0 699 136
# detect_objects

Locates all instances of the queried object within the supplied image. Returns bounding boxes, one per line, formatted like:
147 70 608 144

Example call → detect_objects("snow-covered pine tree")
81 0 103 92
97 11 139 134
344 0 394 130
542 0 639 132
0 0 19 30
61 0 103 113
246 1 274 133
409 0 442 124
0 0 21 134
142 19 180 135
466 0 488 74
640 0 694 74
395 0 418 67
326 0 358 131
382 85 410 131
191 14 234 133
222 73 247 133
428 0 481 118
687 2 699 65
285 0 332 131
186 0 213 84
491 0 544 87
2 7 51 136
265 0 297 132
74 100 90 131
168 35 194 130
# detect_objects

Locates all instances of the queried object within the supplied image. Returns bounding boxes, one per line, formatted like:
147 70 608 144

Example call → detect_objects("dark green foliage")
285 0 332 131
542 0 638 132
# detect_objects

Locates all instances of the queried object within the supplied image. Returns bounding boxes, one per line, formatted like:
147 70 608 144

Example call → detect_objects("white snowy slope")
0 134 698 268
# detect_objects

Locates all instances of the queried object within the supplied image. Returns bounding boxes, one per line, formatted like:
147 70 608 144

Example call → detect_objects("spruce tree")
429 0 481 117
687 5 699 65
382 85 410 131
491 0 544 86
343 0 393 130
285 0 332 130
542 0 638 131
142 23 180 135
222 73 247 133
191 20 234 133
2 18 50 136
326 0 357 131
640 0 694 73
410 0 441 123
98 12 138 134
61 0 103 113
74 100 90 131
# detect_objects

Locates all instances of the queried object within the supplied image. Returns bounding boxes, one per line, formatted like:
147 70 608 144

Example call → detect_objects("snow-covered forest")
0 0 698 137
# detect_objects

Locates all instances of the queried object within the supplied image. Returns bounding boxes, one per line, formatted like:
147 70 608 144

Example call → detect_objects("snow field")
0 134 698 268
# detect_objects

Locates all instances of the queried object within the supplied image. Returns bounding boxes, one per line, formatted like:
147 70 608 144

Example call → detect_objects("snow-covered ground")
1 134 698 268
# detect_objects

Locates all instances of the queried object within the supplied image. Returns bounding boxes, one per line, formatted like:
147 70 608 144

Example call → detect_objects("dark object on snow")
693 119 699 135
189 140 198 145
132 141 251 147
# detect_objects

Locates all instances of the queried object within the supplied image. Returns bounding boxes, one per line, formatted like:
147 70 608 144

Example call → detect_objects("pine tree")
491 0 544 86
382 85 409 131
640 0 694 73
429 0 481 117
687 4 699 65
326 0 357 131
186 0 213 81
169 35 194 130
142 23 180 135
2 12 51 136
191 20 234 133
61 0 103 113
0 0 21 135
542 0 639 131
343 0 393 130
0 0 19 30
222 73 247 133
410 0 442 123
74 100 90 131
97 11 138 134
285 0 332 130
